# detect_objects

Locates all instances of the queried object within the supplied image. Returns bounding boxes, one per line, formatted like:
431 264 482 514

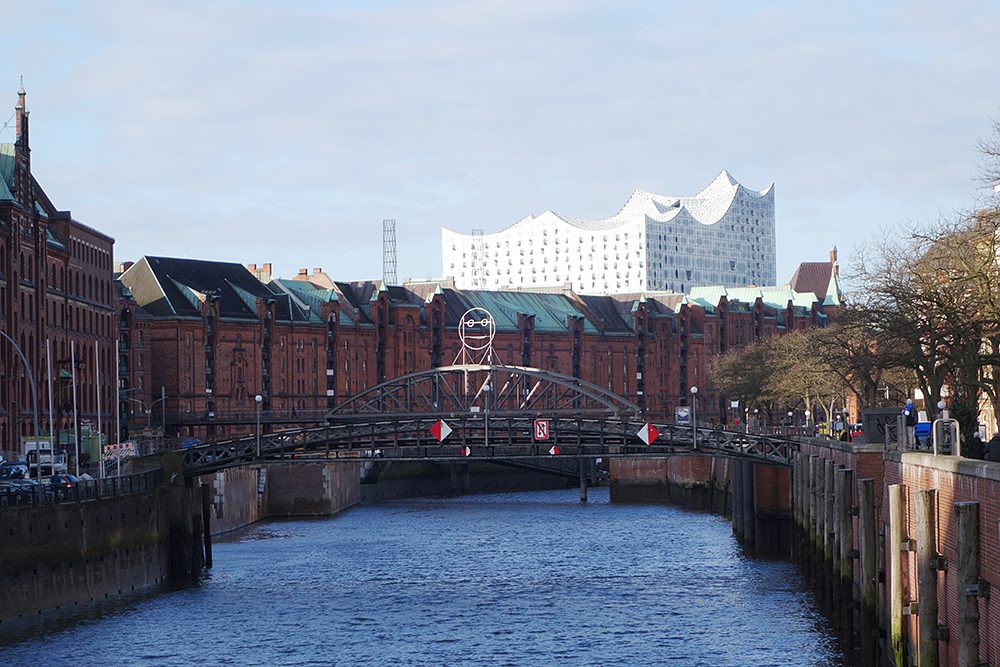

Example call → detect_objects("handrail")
0 467 163 510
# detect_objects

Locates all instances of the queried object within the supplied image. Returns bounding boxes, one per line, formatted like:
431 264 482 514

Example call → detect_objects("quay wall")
0 470 207 638
794 438 1000 666
1 458 362 637
201 461 362 535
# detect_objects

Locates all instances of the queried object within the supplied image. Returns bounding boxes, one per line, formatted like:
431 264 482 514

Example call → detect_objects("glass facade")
442 171 776 295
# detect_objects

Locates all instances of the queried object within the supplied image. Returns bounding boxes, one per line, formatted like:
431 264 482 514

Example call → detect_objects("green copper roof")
0 143 14 201
459 290 599 334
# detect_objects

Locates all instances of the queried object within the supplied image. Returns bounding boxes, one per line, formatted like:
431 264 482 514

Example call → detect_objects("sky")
5 1 999 288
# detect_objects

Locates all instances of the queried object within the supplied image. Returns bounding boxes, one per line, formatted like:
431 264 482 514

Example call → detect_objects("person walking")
985 434 1000 462
965 432 984 459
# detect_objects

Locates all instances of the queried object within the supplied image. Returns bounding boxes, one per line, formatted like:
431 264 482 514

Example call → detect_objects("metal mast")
382 219 397 286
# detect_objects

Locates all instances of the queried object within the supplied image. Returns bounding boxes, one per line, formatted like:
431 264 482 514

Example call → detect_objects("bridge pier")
579 458 588 504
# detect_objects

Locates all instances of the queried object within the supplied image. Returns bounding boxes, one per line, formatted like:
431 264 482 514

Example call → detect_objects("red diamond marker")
430 419 452 442
637 423 661 446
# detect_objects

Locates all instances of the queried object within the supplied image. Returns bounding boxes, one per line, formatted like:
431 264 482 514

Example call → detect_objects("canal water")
1 487 846 666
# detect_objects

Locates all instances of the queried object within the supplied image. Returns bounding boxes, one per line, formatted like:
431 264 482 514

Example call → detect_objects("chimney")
263 263 272 274
313 268 322 275
118 261 135 273
298 268 308 276
247 263 257 272
830 245 839 276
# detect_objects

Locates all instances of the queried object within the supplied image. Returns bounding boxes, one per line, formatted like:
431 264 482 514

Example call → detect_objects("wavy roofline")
446 171 772 237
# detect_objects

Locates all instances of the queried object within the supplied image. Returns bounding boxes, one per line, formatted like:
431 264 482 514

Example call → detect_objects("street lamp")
753 407 759 434
804 410 811 434
254 394 263 458
0 332 42 481
787 411 794 436
690 386 698 449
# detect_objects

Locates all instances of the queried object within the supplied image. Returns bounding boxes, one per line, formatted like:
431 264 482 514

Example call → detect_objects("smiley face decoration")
455 307 496 364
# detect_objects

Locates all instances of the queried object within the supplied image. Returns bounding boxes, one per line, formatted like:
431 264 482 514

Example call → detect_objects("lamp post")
804 409 811 435
0 331 41 480
254 394 263 458
753 407 759 434
689 386 698 449
787 411 793 436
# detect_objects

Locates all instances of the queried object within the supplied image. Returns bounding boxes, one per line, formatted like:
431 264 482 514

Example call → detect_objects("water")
1 488 846 666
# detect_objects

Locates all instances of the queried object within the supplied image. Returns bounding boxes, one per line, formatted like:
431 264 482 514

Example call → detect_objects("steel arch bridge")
179 365 797 476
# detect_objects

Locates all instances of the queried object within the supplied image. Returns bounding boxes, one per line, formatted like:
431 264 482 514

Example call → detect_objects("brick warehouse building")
116 257 834 443
0 85 116 458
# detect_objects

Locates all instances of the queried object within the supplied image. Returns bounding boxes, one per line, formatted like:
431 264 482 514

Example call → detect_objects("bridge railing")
0 468 163 510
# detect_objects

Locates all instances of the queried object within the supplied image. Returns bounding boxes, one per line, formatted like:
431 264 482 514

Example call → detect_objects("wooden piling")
836 468 854 644
823 459 835 611
914 488 939 667
731 458 743 538
889 483 906 667
742 460 756 550
579 457 588 504
794 453 804 564
831 466 844 629
201 482 213 568
858 478 878 666
954 501 980 667
808 456 819 583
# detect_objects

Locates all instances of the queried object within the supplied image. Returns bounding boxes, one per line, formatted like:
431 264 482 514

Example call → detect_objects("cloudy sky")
6 1 999 287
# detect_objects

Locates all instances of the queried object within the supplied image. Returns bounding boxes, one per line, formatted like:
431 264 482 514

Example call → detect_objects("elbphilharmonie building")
442 171 775 294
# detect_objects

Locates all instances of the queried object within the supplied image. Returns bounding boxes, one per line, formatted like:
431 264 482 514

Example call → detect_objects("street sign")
675 406 691 426
548 445 560 456
430 419 452 442
636 423 661 446
460 446 471 457
534 419 550 441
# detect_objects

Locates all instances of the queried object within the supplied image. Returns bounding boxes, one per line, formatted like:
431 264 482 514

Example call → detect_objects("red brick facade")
0 87 116 457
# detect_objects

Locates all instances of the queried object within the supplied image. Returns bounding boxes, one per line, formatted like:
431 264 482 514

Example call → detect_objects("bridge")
180 364 798 477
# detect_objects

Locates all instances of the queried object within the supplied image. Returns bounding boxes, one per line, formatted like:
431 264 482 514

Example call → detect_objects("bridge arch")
325 364 643 422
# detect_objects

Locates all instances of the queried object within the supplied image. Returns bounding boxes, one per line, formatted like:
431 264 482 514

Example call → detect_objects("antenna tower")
471 228 485 289
382 219 397 286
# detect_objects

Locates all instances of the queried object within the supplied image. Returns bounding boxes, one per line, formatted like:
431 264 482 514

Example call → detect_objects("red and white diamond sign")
548 445 560 456
460 446 471 457
534 419 550 441
637 423 660 446
430 419 452 442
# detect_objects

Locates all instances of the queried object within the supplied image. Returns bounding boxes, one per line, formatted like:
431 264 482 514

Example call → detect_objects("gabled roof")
790 260 842 306
119 256 311 321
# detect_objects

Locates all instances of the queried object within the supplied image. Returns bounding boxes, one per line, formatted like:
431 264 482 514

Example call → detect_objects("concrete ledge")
890 451 1000 482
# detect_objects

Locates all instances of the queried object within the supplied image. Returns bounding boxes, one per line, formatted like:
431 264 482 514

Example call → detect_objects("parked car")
47 474 80 500
0 478 40 503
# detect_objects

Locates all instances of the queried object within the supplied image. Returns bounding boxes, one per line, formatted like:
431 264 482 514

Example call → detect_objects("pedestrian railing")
0 468 163 510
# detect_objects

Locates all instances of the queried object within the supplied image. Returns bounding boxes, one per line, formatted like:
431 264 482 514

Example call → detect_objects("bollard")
914 488 939 667
889 484 907 667
954 502 980 667
836 468 854 644
858 479 878 666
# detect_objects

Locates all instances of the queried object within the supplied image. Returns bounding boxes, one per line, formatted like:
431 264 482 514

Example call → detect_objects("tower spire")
15 77 28 144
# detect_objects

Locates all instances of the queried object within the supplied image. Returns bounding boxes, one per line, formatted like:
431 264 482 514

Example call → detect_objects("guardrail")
0 468 163 510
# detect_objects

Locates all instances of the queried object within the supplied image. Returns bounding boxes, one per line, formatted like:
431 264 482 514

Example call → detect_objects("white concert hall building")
441 171 775 294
